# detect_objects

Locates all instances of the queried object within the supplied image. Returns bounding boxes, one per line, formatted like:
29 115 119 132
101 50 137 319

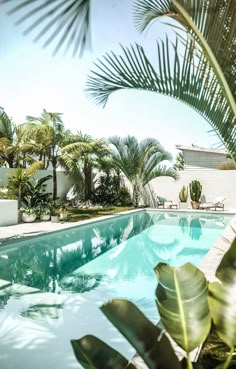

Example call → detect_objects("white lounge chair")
199 196 226 211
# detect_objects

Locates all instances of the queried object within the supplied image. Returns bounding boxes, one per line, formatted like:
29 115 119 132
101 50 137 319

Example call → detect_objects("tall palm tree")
109 136 177 206
61 132 110 200
24 109 67 199
0 108 35 168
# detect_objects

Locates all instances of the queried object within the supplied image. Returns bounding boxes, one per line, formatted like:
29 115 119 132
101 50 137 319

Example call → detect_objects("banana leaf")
155 262 211 352
208 268 236 348
101 298 181 369
71 335 136 369
216 236 236 281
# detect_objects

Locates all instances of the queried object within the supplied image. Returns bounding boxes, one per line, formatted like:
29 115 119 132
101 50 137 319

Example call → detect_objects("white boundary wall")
0 169 72 199
0 200 18 226
148 170 236 210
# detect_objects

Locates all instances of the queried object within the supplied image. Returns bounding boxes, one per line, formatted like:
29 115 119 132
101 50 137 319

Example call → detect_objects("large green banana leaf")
208 268 236 349
101 299 181 369
155 262 211 352
71 334 136 369
216 236 236 281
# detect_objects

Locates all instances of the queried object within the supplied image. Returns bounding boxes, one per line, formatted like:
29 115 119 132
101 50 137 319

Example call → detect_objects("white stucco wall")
0 200 18 226
148 170 236 210
0 169 72 199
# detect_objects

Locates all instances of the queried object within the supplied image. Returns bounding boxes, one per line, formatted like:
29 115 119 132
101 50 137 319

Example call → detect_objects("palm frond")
2 0 91 57
87 39 236 160
134 0 175 32
0 108 15 140
143 165 177 186
134 0 236 116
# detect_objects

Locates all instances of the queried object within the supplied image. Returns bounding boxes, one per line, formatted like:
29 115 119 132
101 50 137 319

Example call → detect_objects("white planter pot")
40 214 51 221
179 202 188 209
51 215 59 223
22 213 37 223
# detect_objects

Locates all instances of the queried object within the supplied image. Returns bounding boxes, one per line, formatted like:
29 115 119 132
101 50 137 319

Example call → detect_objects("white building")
176 145 229 170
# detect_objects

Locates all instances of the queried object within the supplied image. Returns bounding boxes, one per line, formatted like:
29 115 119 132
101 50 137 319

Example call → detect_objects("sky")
0 0 221 159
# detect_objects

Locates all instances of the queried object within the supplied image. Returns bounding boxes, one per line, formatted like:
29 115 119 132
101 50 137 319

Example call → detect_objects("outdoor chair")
156 197 179 209
199 196 226 211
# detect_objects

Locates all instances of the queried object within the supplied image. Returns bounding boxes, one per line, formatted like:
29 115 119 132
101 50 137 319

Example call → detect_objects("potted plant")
49 201 59 223
178 185 188 209
59 204 68 221
20 207 37 223
39 207 51 221
189 180 202 209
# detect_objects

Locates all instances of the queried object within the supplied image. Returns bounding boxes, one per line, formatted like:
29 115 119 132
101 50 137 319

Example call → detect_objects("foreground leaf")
155 262 211 352
216 236 236 280
101 299 181 369
209 268 236 348
71 335 136 369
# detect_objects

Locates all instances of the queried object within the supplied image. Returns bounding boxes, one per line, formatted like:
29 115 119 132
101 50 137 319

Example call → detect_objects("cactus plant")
179 185 188 202
189 180 202 208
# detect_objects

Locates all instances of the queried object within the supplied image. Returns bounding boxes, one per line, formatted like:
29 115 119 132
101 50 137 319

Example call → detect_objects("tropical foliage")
109 136 177 206
21 175 52 208
7 162 44 207
174 152 185 171
61 132 110 201
71 235 236 369
0 108 35 168
85 0 236 161
2 1 235 159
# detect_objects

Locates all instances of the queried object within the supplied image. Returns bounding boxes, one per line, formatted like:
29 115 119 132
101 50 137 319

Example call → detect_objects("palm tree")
174 152 185 171
0 108 35 168
109 136 177 207
85 0 236 161
24 109 68 199
61 132 110 200
3 1 235 159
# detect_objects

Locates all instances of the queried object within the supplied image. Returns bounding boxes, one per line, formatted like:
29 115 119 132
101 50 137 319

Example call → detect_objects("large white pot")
22 213 37 223
40 214 51 221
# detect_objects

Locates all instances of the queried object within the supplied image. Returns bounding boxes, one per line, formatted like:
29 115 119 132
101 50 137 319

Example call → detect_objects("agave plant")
71 236 236 369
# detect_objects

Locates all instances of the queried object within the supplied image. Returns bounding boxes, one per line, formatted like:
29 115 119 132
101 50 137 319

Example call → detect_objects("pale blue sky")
0 0 220 158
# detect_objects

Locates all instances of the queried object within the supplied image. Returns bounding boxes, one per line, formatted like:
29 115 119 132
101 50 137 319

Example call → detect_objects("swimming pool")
0 210 232 369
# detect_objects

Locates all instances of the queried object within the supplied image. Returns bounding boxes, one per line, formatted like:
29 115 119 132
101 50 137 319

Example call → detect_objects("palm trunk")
133 184 140 208
52 160 57 200
84 160 93 200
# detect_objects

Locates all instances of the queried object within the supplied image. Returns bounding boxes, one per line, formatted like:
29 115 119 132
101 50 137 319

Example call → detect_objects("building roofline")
175 144 227 155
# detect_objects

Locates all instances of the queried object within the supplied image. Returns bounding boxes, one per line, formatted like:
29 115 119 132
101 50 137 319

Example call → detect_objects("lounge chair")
156 197 179 209
199 196 225 211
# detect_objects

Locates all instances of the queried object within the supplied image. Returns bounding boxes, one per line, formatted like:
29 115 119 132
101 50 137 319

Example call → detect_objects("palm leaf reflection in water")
0 211 230 322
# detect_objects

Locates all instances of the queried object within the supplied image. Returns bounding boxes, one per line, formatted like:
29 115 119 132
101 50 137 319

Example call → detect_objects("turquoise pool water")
0 210 232 369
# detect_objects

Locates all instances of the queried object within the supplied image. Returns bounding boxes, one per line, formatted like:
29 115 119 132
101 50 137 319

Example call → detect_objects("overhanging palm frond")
2 0 91 57
87 39 236 160
143 165 177 186
0 108 15 140
134 0 236 123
